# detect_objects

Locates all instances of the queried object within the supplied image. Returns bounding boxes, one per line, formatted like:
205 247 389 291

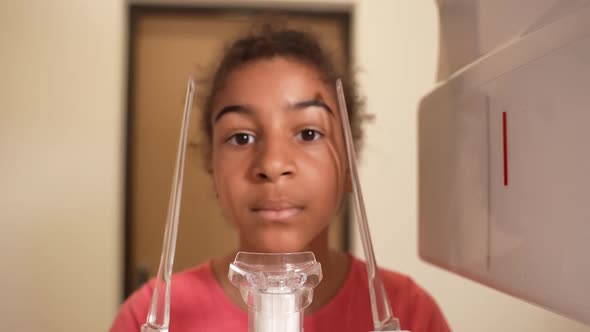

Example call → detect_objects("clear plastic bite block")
228 252 323 332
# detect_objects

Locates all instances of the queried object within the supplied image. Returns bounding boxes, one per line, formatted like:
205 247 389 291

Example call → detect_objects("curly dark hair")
199 24 365 172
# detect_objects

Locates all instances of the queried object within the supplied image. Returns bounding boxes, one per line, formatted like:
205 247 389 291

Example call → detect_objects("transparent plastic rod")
335 79 401 331
141 77 195 332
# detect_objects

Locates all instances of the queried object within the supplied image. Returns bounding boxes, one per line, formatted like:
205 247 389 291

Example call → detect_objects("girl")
111 25 450 332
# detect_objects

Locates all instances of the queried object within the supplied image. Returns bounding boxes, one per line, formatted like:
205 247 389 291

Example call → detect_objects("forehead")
213 57 334 107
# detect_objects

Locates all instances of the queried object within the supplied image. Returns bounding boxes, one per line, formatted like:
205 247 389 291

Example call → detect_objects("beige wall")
1 0 588 331
0 0 124 331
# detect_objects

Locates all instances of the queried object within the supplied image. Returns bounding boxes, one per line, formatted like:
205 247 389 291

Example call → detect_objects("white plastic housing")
419 1 590 326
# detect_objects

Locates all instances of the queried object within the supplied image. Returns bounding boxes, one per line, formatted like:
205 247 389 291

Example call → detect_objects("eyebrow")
291 99 334 115
213 105 252 123
213 98 334 123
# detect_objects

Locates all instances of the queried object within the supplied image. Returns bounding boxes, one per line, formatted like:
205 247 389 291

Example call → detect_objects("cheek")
211 151 247 217
213 176 248 227
302 145 346 208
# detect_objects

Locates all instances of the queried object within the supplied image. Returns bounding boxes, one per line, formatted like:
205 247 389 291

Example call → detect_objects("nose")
252 138 295 182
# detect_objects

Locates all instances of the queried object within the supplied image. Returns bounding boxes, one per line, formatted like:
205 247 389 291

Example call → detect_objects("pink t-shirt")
110 255 450 332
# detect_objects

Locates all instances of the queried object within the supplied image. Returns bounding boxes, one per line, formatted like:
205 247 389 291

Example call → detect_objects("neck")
211 228 350 314
301 229 350 313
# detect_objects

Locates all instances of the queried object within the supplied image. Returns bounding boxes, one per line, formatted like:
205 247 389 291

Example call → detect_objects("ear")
344 168 353 193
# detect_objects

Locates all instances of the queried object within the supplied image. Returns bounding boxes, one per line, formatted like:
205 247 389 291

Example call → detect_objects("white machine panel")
419 1 590 326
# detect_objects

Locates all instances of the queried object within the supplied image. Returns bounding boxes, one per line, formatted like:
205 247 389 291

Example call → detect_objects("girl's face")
210 57 348 253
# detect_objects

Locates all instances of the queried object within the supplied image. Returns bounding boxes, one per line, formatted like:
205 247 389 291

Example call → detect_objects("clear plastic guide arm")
137 76 409 332
141 77 195 332
335 79 408 332
229 252 323 332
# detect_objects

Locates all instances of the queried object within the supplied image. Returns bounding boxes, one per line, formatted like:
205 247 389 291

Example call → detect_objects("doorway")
125 5 352 296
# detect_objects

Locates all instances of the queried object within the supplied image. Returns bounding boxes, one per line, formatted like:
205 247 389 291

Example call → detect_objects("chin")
249 242 309 254
241 230 311 253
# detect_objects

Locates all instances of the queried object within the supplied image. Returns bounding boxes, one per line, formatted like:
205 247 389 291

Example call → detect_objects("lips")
251 201 304 221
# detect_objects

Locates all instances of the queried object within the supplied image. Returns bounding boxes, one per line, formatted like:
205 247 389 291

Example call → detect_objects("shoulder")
349 255 451 332
347 255 413 295
109 261 215 332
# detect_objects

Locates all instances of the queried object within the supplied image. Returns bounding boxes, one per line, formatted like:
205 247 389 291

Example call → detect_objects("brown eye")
228 133 255 146
297 129 323 142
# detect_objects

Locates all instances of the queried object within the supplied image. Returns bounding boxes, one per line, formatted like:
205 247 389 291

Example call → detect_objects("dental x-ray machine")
139 0 590 330
419 0 590 327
